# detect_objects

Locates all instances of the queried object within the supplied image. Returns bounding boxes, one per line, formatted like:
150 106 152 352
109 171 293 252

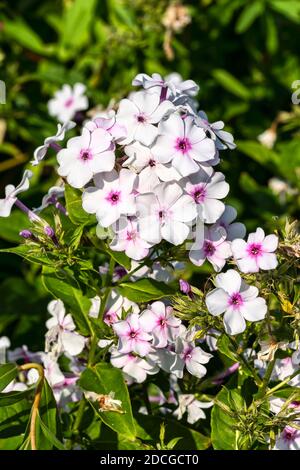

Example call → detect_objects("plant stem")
227 335 263 386
256 358 276 398
265 369 300 397
72 398 87 435
19 363 44 450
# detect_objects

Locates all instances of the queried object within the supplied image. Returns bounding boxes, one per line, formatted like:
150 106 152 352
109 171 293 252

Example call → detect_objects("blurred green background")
0 0 299 349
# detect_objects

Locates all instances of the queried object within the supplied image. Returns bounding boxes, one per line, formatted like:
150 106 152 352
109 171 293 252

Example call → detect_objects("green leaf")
36 413 65 450
79 363 136 440
65 185 96 226
0 389 33 406
235 1 264 33
36 379 62 450
60 0 97 54
117 279 176 303
0 363 18 392
212 69 251 100
0 245 55 267
217 335 238 363
106 247 131 271
134 414 211 450
0 210 30 243
42 266 91 335
0 398 31 439
265 14 278 54
211 387 244 450
270 0 300 23
237 140 280 171
3 18 52 55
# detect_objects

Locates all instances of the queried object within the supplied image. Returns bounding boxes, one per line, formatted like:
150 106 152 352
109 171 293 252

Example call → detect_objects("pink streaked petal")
113 320 130 337
248 227 265 244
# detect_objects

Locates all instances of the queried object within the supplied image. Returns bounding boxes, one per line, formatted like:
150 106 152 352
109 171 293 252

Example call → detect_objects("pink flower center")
183 346 193 361
105 190 121 206
204 240 216 256
64 97 74 108
159 317 166 327
192 185 206 203
228 292 243 309
149 159 156 167
247 243 263 258
79 149 92 161
136 113 146 123
126 230 137 241
129 330 138 339
175 137 192 154
283 427 298 442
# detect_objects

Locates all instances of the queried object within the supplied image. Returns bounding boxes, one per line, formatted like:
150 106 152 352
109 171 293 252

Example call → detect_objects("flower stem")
19 363 44 451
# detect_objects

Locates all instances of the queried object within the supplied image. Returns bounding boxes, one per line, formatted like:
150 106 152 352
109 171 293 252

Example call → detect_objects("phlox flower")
34 185 65 213
215 205 246 241
57 127 115 188
45 300 85 358
231 227 278 273
132 72 199 98
173 394 213 424
123 141 181 193
151 113 216 177
112 313 153 357
0 170 32 217
116 90 174 146
82 169 136 227
110 347 159 384
84 110 126 142
184 167 229 223
196 111 236 150
273 426 300 451
48 83 88 123
189 225 231 272
140 301 181 348
101 290 139 326
110 217 152 260
32 121 76 166
205 269 267 335
130 260 185 283
272 356 300 387
136 181 197 246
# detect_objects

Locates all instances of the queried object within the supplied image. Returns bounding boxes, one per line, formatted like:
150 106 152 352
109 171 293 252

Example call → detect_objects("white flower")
116 90 174 146
196 111 236 150
189 225 231 272
45 300 85 358
57 127 115 188
34 186 65 212
0 336 10 364
0 170 32 217
151 113 216 177
112 313 153 357
140 301 181 348
205 269 267 335
215 205 246 241
136 181 197 246
258 128 277 149
132 72 199 97
273 426 300 450
110 217 152 260
232 227 278 273
123 141 181 193
99 290 139 325
48 83 88 123
110 347 159 383
82 169 136 228
32 121 76 166
84 110 126 142
173 394 213 424
184 167 229 223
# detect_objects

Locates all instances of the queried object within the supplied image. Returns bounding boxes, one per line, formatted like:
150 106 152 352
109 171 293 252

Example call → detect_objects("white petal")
205 288 229 315
223 310 246 335
215 269 241 295
240 298 267 322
